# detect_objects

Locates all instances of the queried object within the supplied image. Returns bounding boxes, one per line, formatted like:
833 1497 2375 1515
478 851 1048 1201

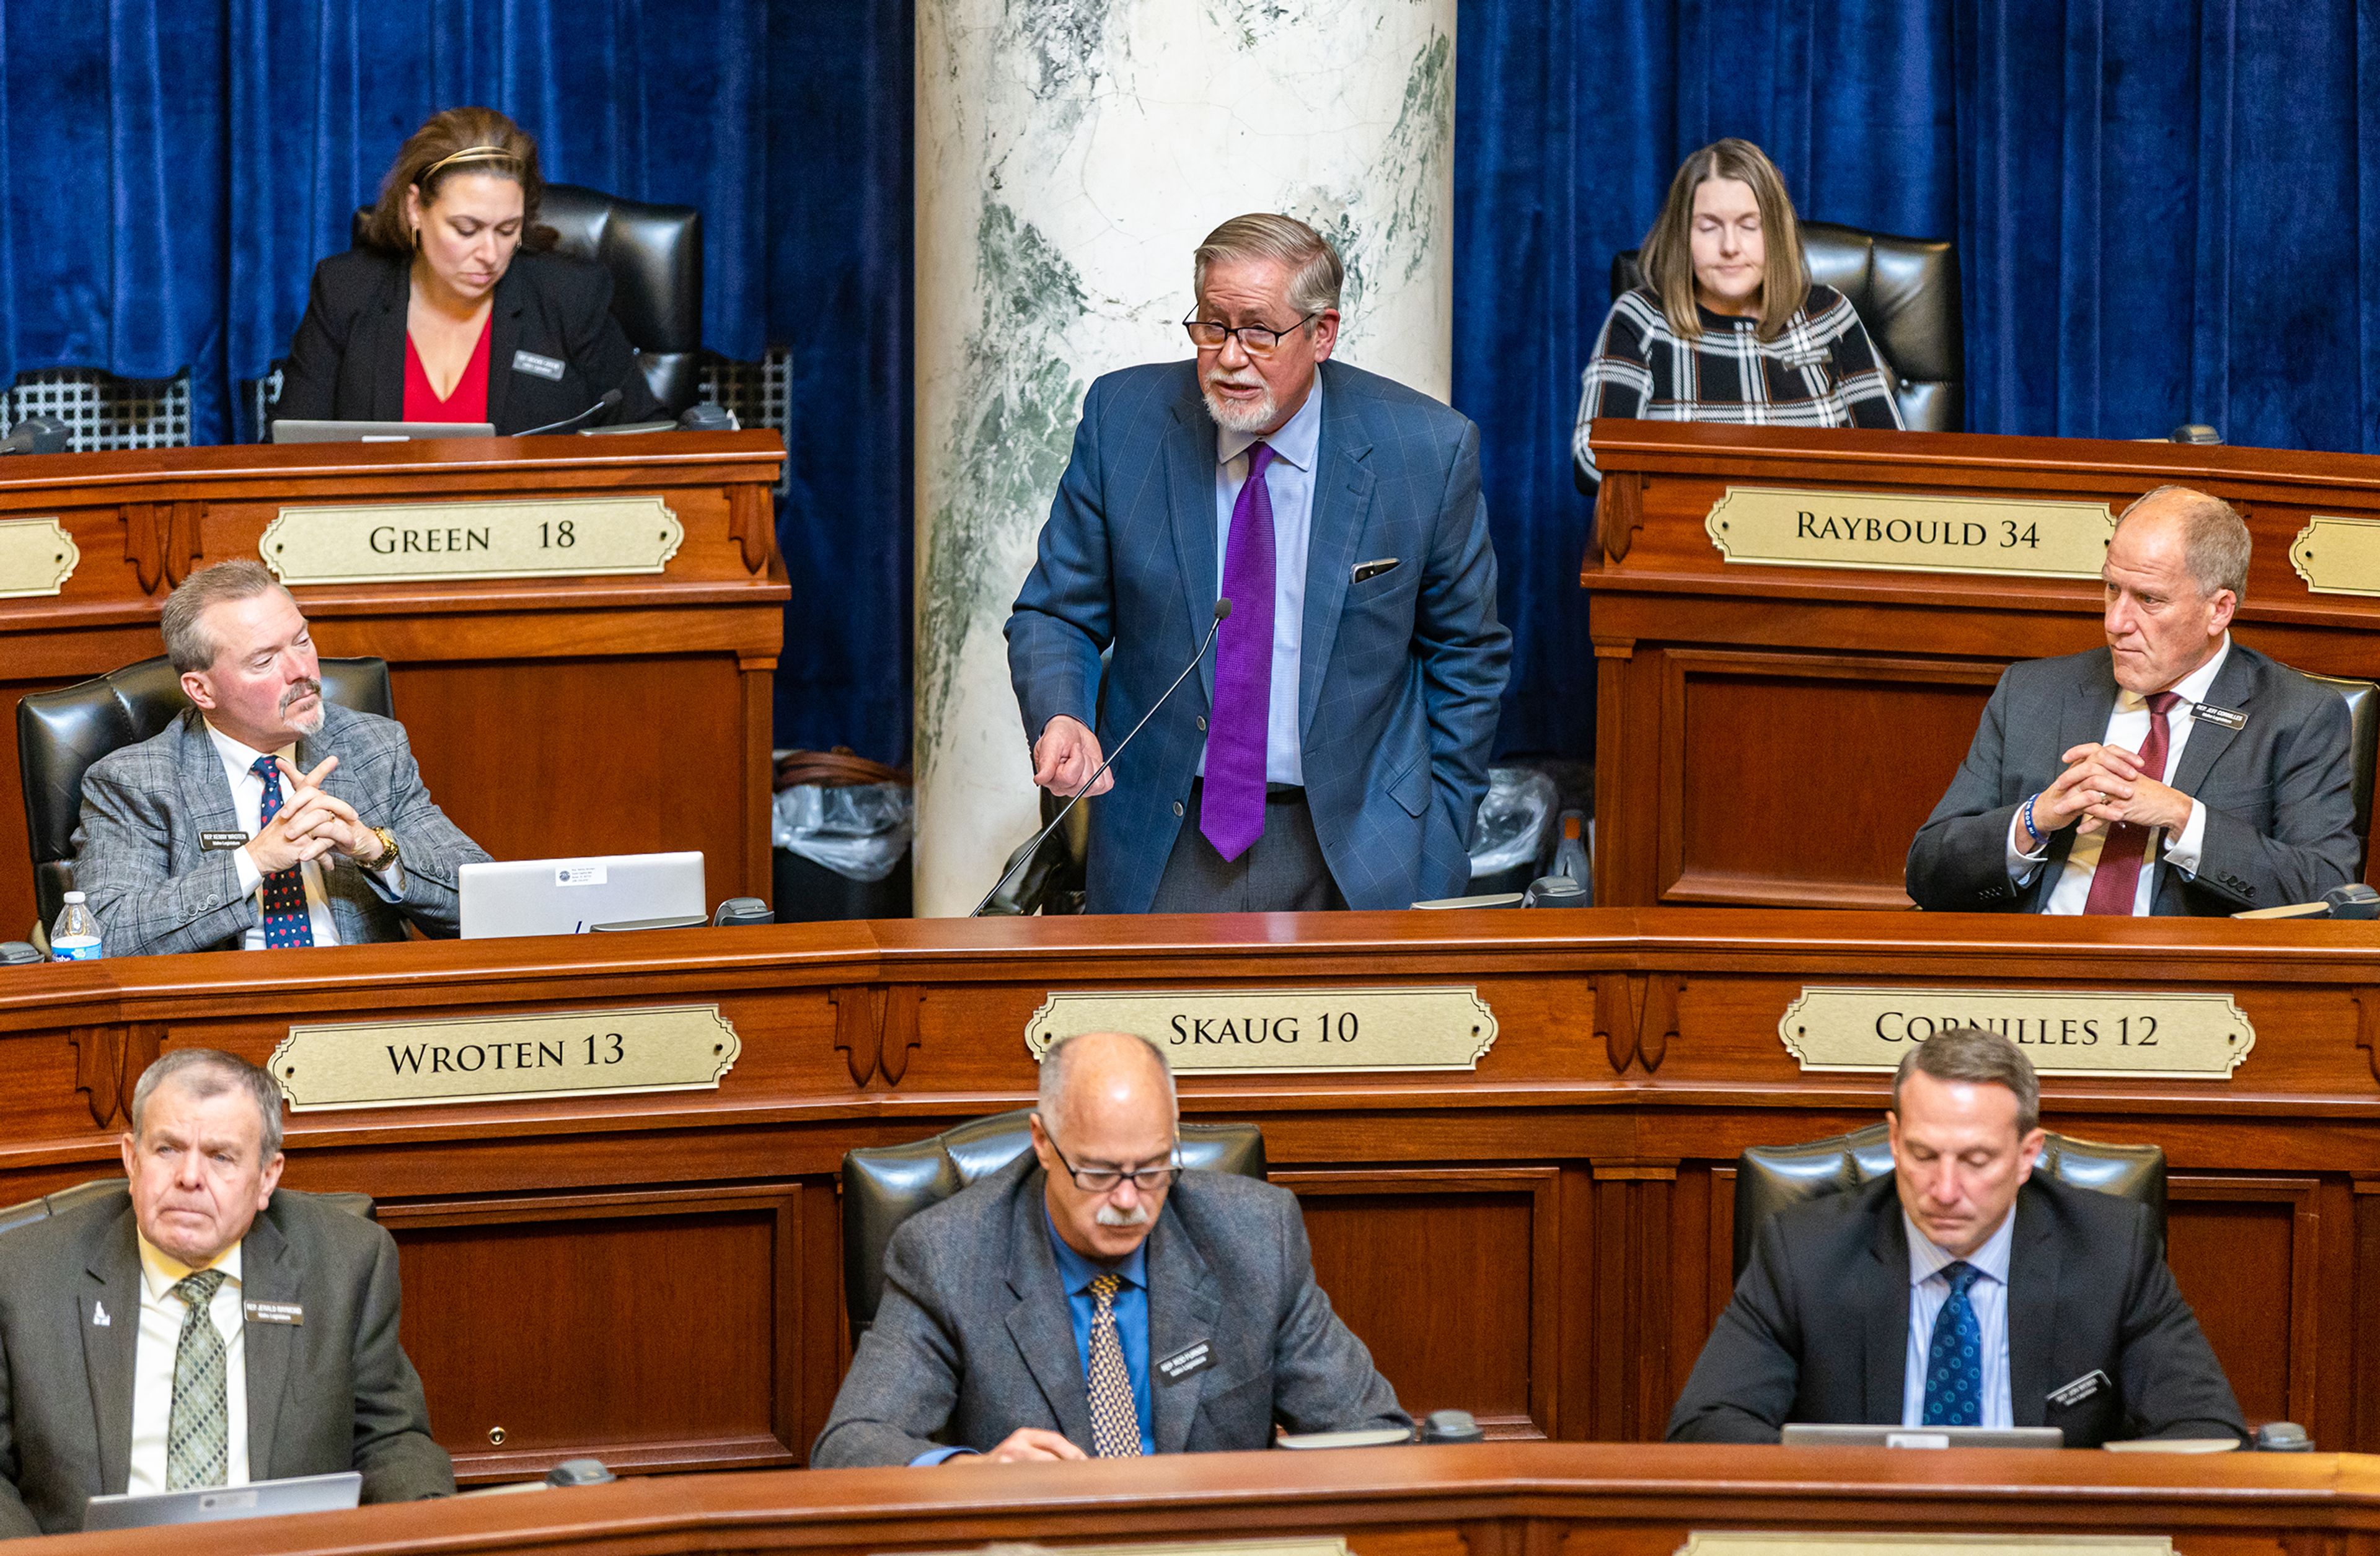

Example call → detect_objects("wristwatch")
369 827 401 871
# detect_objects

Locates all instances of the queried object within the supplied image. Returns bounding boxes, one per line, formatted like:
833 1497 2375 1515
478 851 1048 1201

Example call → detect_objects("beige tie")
1085 1273 1142 1458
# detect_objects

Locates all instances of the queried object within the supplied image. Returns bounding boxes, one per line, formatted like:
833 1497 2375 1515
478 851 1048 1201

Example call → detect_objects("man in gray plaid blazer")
71 561 487 957
1007 214 1509 913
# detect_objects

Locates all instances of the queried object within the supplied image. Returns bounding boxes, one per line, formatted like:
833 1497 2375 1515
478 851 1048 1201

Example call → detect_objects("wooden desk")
41 1443 2380 1556
1582 422 2380 912
6 910 2380 1474
0 432 788 934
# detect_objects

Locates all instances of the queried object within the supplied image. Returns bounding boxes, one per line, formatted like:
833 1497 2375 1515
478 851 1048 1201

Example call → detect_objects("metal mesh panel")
2 368 192 451
697 349 793 495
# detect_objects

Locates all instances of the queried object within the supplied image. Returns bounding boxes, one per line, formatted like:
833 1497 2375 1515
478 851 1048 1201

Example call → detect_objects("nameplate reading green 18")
1024 987 1496 1073
267 1005 740 1111
0 517 79 599
1777 987 2252 1079
1705 486 2115 580
258 496 683 586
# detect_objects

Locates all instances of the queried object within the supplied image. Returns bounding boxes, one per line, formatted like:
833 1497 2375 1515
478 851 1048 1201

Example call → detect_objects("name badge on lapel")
511 349 566 382
200 831 249 851
2046 1368 2109 1409
2191 702 2247 731
1155 1340 1213 1385
244 1299 304 1326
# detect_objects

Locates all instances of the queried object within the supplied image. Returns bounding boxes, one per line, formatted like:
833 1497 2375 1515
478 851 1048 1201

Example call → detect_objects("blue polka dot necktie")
252 755 315 948
1921 1260 1984 1426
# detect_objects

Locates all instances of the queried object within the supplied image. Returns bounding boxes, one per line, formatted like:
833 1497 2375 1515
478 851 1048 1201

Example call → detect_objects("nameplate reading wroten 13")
1704 486 2115 581
258 496 683 586
0 517 78 599
267 1005 740 1112
1776 987 2252 1079
1024 987 1496 1073
2288 514 2380 597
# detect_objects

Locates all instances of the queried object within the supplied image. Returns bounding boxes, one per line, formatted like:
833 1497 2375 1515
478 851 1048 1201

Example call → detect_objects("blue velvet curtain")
1454 0 2380 759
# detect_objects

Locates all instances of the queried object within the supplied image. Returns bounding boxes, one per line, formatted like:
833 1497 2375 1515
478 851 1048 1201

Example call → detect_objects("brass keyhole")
487 1426 507 1446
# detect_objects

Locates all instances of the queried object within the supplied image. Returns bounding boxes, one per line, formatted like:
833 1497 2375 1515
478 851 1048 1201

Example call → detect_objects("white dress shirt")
2009 636 2230 915
126 1235 249 1494
1203 377 1323 788
1900 1208 2014 1429
205 722 402 949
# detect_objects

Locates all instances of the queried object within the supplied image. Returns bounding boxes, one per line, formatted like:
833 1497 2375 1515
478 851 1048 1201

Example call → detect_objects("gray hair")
1037 1031 1178 1134
2115 485 2251 604
1890 1026 2040 1136
1193 213 1344 320
161 560 293 674
130 1049 286 1162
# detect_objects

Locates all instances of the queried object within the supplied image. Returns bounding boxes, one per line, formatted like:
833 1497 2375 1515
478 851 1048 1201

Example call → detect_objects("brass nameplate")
1778 987 2252 1079
895 1541 1347 1556
1025 987 1496 1073
1680 1537 2170 1555
0 517 79 598
1706 486 2115 579
2288 514 2380 596
268 1004 740 1111
258 496 683 586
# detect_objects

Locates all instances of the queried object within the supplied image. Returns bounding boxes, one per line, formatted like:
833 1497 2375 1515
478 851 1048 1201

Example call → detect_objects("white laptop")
84 1471 362 1531
271 420 495 444
460 852 707 939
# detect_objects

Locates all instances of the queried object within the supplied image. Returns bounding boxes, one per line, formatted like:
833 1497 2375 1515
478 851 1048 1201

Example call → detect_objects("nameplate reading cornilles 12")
1025 987 1497 1073
1777 987 2254 1079
267 1005 741 1111
1704 486 2115 581
258 495 683 586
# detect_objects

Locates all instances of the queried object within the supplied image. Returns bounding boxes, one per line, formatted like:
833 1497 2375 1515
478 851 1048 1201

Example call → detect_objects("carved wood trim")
876 988 922 1086
70 1023 165 1130
1638 975 1680 1073
828 986 879 1089
2357 988 2380 1085
122 503 164 594
165 501 203 587
1596 473 1645 563
728 486 770 574
1595 973 1640 1074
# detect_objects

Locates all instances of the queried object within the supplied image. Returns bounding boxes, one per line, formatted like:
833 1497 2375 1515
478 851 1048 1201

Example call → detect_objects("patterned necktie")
1203 442 1279 863
1084 1273 1142 1458
1920 1260 1983 1427
2081 690 2183 915
252 756 315 948
166 1269 230 1490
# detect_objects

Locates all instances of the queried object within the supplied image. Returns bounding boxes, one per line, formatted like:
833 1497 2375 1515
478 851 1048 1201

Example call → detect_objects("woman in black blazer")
273 107 661 435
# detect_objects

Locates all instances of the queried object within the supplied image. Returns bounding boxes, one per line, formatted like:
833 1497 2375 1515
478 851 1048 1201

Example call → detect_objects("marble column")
912 0 1456 916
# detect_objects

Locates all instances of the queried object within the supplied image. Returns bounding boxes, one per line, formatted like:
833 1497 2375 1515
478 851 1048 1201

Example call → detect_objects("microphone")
2231 883 2380 921
974 599 1233 917
516 389 623 436
0 417 69 455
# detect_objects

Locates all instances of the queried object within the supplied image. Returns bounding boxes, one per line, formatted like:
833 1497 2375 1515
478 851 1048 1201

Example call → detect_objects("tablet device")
460 852 707 939
271 420 495 444
83 1471 363 1531
1781 1423 2063 1449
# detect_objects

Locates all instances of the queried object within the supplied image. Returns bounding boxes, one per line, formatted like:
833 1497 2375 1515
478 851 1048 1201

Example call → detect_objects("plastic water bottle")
49 890 103 961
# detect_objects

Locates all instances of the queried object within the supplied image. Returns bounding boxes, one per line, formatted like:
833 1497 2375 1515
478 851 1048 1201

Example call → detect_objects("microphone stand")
973 600 1233 916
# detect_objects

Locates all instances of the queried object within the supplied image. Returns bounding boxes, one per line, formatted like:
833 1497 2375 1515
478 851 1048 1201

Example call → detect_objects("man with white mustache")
813 1030 1407 1466
69 559 487 955
1007 213 1509 912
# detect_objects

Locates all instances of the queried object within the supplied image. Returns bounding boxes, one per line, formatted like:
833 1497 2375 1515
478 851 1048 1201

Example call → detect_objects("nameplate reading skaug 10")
258 496 683 586
1024 987 1496 1073
267 1005 740 1112
0 517 78 599
1777 987 2252 1079
1705 486 2115 580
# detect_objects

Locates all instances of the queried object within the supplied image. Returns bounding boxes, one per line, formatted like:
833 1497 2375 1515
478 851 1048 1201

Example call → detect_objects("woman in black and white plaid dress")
1574 138 1903 486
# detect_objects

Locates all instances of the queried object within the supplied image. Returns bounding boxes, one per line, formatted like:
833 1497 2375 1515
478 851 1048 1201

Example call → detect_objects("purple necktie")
1203 441 1277 861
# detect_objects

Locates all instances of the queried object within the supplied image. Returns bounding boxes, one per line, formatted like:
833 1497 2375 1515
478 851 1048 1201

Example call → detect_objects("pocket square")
1352 557 1400 584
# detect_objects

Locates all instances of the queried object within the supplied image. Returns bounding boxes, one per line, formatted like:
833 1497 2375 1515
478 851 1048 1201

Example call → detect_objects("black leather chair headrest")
2299 671 2379 869
0 1179 376 1239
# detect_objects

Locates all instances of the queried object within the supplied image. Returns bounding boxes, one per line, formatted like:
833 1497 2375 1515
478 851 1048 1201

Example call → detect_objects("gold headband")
416 145 519 184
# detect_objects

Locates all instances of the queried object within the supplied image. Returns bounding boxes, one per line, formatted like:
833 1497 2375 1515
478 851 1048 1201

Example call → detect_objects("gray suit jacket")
0 1189 454 1537
1007 359 1512 912
71 703 489 956
1906 644 2358 915
811 1156 1408 1467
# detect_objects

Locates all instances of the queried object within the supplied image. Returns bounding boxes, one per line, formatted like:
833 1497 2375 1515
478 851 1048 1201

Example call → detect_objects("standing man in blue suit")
1007 214 1510 913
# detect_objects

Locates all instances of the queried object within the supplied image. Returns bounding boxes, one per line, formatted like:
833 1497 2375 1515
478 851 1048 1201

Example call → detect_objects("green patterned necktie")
165 1270 230 1490
1085 1273 1142 1459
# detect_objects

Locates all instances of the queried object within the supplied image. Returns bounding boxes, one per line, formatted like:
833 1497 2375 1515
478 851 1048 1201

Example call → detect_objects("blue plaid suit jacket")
1008 359 1510 912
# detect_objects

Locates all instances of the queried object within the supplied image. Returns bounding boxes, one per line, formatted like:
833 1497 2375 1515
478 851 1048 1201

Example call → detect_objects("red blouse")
402 315 493 423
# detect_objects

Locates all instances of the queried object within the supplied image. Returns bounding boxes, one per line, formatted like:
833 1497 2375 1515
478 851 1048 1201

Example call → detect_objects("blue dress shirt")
1900 1207 2015 1428
1201 376 1322 788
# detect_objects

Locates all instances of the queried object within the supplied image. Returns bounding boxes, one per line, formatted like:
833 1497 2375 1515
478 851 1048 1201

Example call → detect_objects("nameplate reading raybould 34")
0 517 79 599
1776 987 2252 1079
2287 514 2380 596
258 496 683 586
1024 987 1496 1073
267 1004 740 1112
1704 486 2115 580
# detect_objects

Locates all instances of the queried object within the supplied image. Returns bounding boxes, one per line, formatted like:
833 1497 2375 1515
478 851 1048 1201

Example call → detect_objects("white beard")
283 681 326 736
1201 374 1277 434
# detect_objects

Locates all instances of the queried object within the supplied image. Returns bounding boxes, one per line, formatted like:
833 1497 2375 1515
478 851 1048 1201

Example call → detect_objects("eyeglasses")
1182 311 1318 356
1039 1120 1181 1193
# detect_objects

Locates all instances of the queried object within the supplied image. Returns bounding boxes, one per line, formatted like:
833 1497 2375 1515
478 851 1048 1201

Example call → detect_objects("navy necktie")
1921 1260 1983 1426
252 756 315 948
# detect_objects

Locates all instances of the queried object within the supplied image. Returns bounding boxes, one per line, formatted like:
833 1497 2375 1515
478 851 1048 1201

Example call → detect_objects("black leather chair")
0 1179 376 1239
840 1108 1267 1340
1732 1122 2164 1281
17 656 392 932
350 183 703 415
2300 671 2380 870
1609 220 1963 433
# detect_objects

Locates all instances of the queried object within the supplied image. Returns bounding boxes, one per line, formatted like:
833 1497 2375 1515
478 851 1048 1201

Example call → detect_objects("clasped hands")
2029 741 2193 844
244 757 387 875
